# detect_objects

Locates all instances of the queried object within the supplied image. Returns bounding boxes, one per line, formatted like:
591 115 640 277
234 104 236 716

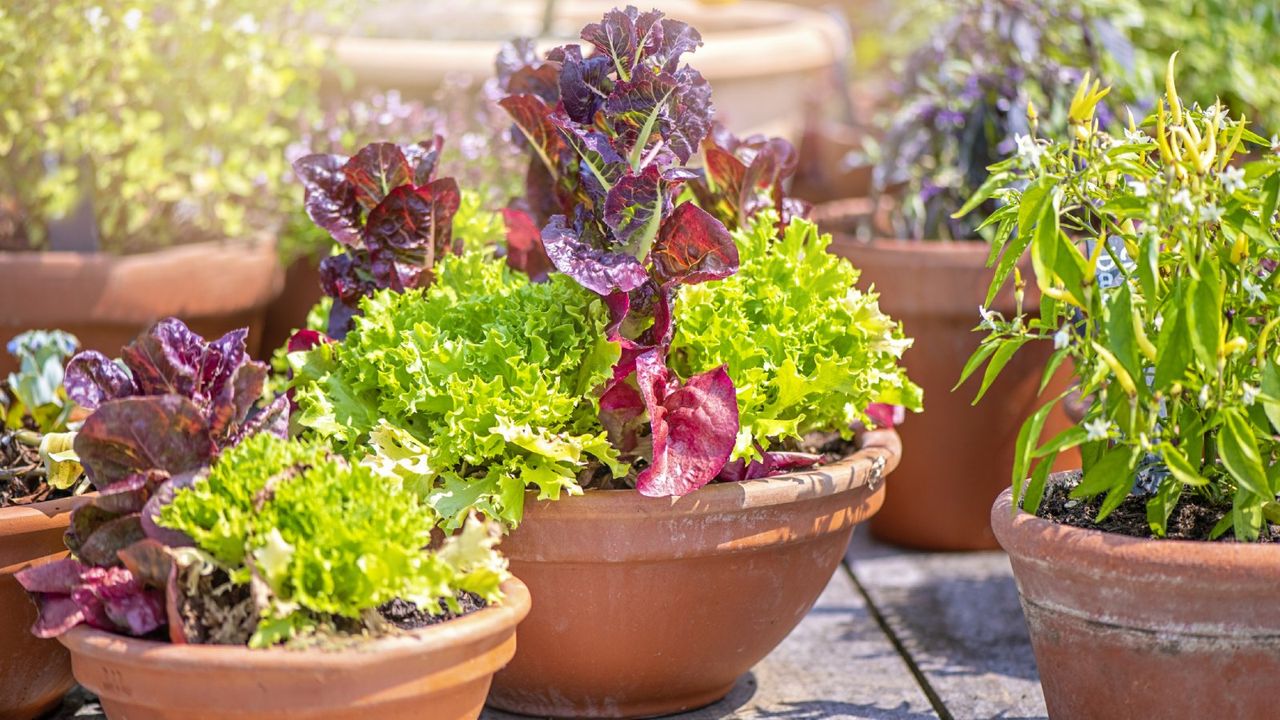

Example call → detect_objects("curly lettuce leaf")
671 215 922 462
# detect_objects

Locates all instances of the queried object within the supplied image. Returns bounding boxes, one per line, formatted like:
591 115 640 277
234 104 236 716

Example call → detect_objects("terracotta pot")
487 429 900 718
826 238 1075 551
992 486 1280 719
59 577 531 720
259 255 323 359
330 0 844 142
793 121 874 204
0 240 283 375
0 496 84 720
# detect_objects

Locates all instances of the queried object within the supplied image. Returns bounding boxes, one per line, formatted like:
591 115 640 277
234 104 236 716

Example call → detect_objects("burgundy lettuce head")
293 139 462 339
19 319 288 641
497 7 745 496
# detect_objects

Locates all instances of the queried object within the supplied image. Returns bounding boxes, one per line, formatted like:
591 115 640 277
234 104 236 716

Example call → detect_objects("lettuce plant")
293 140 462 338
688 125 812 233
671 215 922 475
290 250 624 528
963 59 1280 540
497 7 745 496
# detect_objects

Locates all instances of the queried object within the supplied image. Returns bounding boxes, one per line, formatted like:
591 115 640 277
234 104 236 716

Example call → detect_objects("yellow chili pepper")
1093 341 1138 396
1166 53 1183 126
1134 308 1159 363
1258 317 1280 367
1223 336 1248 356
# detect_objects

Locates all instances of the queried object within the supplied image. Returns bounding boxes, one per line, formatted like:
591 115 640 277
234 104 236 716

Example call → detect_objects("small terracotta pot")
827 238 1076 551
59 577 531 720
0 496 84 720
259 255 323 359
0 240 283 375
487 429 900 718
992 486 1280 719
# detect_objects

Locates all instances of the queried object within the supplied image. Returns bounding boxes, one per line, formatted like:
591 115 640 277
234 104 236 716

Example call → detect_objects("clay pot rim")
829 236 994 261
0 236 274 263
57 577 531 670
992 484 1280 572
333 0 843 82
0 494 89 541
523 428 900 519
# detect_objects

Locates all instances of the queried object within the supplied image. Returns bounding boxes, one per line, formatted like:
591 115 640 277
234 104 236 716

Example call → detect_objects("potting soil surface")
47 527 1048 719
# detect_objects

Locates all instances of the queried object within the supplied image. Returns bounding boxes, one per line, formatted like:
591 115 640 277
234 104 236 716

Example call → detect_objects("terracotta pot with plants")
17 319 527 720
287 10 920 716
813 0 1150 550
0 333 92 720
968 62 1280 718
328 0 843 142
0 1 342 372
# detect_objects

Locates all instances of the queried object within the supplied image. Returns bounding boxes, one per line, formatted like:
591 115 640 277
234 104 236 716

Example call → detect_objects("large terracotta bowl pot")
0 239 283 375
59 578 531 720
330 0 843 142
827 238 1075 550
993 486 1280 719
487 429 900 718
0 496 84 720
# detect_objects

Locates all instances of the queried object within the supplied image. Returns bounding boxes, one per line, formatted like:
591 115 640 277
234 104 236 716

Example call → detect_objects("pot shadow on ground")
684 675 940 720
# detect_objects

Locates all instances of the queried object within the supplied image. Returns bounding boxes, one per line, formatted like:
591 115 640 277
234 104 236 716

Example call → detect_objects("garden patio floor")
49 527 1046 720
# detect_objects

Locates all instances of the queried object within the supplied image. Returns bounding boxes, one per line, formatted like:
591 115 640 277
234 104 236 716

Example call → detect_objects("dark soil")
1037 472 1279 543
175 568 259 645
798 430 859 465
378 592 487 630
0 428 64 508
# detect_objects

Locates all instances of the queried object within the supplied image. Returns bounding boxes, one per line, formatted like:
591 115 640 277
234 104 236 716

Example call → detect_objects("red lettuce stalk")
18 319 285 639
498 7 740 496
293 139 462 339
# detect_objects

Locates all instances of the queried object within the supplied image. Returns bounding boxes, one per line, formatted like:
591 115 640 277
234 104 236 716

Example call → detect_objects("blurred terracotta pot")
0 240 283 375
993 487 1280 719
0 496 84 720
487 429 900 718
793 120 874 204
260 255 323 359
331 0 843 142
59 577 530 720
827 238 1075 550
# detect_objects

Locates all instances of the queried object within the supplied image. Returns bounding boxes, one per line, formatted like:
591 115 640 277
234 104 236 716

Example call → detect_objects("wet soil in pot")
1036 472 1279 543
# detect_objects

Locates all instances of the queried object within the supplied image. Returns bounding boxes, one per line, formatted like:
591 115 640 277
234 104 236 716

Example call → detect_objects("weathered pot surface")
826 238 1075 551
0 239 283 375
60 578 531 720
487 429 900 718
0 496 84 720
992 485 1280 719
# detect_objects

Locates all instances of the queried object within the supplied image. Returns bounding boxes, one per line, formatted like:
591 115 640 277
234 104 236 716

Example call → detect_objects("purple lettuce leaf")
499 94 565 178
74 395 213 489
559 45 614 123
604 165 665 255
690 127 810 231
541 215 649 295
580 6 664 82
17 560 165 638
655 18 703 73
633 350 738 497
402 136 444 187
716 451 822 483
65 351 135 411
342 143 412 211
501 208 554 280
294 153 362 248
495 38 543 89
651 202 739 286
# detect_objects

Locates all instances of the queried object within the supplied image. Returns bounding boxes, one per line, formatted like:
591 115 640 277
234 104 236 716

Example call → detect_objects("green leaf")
1217 408 1271 498
1159 443 1209 486
972 338 1029 405
1136 232 1159 304
955 340 1000 391
1186 259 1222 371
1104 284 1142 382
1034 426 1087 458
953 170 1010 219
1023 452 1057 516
1011 398 1058 505
1071 444 1139 500
1039 347 1070 394
1232 491 1264 542
1147 477 1182 537
1029 190 1062 294
1153 300 1190 391
1261 360 1280 434
1261 173 1280 228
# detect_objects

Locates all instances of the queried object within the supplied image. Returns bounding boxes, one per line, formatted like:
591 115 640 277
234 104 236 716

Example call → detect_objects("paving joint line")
840 558 955 720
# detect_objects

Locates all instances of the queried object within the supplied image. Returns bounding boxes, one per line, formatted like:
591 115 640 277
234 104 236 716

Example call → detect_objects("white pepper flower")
1129 180 1149 198
1243 276 1266 303
1053 325 1070 350
1123 128 1151 145
122 8 142 31
1171 189 1194 213
1243 384 1260 406
978 305 999 330
1200 204 1224 224
1084 417 1112 442
1015 134 1044 168
1221 165 1246 194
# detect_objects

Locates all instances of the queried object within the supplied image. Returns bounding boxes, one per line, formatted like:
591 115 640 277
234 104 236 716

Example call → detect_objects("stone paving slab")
844 528 1047 720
